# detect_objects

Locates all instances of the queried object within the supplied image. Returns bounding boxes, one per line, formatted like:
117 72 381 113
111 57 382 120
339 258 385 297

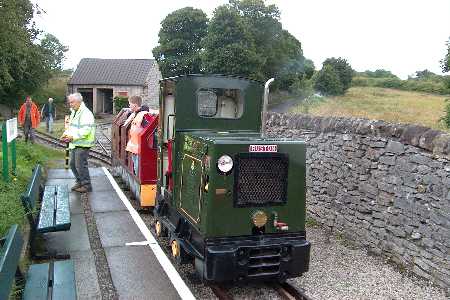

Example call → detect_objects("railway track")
210 282 312 300
34 130 112 166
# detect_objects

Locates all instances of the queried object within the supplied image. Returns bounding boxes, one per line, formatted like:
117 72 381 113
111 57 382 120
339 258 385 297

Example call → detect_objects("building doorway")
97 89 113 114
77 88 93 111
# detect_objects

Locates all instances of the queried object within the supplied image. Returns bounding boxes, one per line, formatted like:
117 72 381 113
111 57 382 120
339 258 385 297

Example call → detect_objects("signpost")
2 118 18 182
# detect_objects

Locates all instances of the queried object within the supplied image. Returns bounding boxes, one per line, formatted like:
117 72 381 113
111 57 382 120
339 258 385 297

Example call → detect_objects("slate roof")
68 58 157 86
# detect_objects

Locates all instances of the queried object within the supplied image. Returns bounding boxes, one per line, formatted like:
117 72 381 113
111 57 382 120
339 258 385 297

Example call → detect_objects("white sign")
6 118 18 143
249 144 278 152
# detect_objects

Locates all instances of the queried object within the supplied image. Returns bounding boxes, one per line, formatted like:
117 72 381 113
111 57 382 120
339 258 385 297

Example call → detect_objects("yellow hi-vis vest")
65 102 96 150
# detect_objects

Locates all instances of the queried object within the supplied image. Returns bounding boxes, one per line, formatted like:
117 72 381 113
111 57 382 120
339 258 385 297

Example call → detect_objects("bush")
114 96 129 112
441 98 450 128
313 65 343 96
322 57 353 92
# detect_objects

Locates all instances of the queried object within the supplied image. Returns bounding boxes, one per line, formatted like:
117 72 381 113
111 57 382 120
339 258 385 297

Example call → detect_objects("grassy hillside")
291 87 449 131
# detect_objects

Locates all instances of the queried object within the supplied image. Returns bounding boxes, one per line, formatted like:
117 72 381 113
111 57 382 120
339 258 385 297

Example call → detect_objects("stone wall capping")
267 112 450 156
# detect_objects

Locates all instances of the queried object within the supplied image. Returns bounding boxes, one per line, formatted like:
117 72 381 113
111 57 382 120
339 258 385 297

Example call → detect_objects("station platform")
44 167 194 300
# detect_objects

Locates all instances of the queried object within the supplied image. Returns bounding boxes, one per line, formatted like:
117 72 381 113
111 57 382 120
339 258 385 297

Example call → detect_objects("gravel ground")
291 224 448 300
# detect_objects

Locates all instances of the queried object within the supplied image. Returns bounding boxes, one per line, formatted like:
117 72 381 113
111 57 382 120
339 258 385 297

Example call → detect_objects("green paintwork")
21 164 42 210
55 185 70 230
23 263 50 300
52 260 77 300
37 185 71 233
0 224 23 300
174 132 306 238
167 75 264 132
160 75 307 239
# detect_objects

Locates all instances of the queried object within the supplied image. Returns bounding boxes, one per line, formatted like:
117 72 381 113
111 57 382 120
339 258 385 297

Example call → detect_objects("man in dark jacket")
41 97 56 133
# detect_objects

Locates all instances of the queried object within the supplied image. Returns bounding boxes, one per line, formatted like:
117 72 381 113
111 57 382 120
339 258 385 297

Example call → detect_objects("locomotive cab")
156 75 310 283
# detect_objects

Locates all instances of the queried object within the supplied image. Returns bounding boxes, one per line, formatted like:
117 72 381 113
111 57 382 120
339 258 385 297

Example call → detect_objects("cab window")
197 88 243 119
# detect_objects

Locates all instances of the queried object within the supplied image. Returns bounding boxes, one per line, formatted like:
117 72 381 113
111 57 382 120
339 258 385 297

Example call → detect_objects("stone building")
67 58 161 114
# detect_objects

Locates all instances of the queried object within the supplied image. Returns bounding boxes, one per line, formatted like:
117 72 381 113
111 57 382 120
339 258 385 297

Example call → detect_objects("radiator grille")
234 153 288 207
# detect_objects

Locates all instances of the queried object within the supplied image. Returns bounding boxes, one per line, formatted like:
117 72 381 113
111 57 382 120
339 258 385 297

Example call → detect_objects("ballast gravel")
290 224 447 300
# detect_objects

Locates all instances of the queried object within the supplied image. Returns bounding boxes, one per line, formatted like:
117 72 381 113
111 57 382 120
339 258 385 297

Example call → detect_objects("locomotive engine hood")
174 131 307 238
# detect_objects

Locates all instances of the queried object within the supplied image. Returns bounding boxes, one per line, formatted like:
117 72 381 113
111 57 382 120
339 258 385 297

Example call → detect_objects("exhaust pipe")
261 78 275 138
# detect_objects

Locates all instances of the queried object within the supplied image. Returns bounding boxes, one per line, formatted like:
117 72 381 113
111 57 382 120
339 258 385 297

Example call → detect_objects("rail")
209 282 311 300
33 131 111 166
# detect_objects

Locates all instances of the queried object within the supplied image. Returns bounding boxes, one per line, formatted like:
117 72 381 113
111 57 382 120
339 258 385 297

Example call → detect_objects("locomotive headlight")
217 155 233 174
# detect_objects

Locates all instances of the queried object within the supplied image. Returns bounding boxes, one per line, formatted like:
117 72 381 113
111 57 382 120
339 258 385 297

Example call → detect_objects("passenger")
125 96 149 176
41 97 56 133
61 93 96 193
18 96 40 143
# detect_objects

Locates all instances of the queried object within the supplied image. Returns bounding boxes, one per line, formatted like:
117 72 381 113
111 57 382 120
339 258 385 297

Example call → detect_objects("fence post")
11 138 16 177
2 122 9 182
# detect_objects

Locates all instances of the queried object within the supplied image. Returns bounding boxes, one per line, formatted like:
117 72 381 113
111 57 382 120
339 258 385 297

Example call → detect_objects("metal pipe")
261 78 275 138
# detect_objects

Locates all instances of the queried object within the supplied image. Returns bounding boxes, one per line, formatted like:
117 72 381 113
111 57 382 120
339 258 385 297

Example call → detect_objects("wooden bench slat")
52 260 77 300
55 185 71 231
37 186 56 232
0 225 23 300
23 263 50 300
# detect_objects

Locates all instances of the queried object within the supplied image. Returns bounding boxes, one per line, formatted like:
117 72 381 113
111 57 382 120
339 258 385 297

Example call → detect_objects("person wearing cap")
18 96 40 143
41 97 56 133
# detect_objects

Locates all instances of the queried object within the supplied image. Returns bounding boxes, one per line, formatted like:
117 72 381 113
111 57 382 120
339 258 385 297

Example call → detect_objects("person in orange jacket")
18 96 40 143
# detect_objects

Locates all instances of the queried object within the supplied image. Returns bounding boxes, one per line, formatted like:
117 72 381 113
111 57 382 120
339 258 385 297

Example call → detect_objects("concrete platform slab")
105 246 180 300
47 168 105 179
89 176 114 192
95 211 145 248
44 213 91 253
45 178 77 188
71 250 102 300
89 191 126 213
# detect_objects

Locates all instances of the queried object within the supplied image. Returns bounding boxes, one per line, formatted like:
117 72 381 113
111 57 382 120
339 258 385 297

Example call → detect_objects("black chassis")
155 191 311 283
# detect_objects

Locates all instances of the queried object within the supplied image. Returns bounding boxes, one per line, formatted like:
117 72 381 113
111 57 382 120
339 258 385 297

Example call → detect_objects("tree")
0 0 68 108
201 5 264 79
229 0 305 83
314 64 343 96
322 57 353 92
152 7 208 77
40 34 68 73
441 37 450 73
415 69 436 79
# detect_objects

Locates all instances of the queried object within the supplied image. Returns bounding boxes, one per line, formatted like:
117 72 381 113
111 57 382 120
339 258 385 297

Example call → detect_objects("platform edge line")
102 167 196 300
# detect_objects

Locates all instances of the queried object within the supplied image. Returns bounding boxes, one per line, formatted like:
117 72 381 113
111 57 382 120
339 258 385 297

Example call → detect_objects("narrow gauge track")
34 130 112 166
210 282 312 300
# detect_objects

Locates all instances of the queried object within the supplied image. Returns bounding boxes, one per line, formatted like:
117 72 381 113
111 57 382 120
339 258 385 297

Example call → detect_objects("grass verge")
290 87 450 131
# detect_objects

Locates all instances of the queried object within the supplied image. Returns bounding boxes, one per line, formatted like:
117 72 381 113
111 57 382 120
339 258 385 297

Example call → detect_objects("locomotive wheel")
170 239 181 260
171 239 192 265
155 220 167 237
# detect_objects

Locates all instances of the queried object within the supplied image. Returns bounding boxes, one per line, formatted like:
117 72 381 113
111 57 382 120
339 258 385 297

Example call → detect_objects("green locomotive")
155 74 310 282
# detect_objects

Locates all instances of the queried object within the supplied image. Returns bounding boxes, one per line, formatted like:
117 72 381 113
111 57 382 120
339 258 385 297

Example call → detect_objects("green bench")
0 225 77 300
21 164 71 259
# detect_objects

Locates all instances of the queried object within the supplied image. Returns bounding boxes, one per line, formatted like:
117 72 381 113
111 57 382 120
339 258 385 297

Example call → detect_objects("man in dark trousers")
61 93 96 193
18 96 40 143
41 97 56 133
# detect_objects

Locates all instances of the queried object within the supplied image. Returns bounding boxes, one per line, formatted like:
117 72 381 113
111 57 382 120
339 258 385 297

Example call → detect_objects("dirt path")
269 97 302 113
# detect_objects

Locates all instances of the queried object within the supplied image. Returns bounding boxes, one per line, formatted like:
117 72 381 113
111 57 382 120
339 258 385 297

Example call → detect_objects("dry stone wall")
266 112 450 293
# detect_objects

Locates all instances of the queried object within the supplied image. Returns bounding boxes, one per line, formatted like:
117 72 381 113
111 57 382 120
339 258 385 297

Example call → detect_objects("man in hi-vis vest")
125 95 150 176
61 93 96 193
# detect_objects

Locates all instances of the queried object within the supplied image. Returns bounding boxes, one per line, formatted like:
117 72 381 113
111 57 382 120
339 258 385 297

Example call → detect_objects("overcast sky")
31 0 450 79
